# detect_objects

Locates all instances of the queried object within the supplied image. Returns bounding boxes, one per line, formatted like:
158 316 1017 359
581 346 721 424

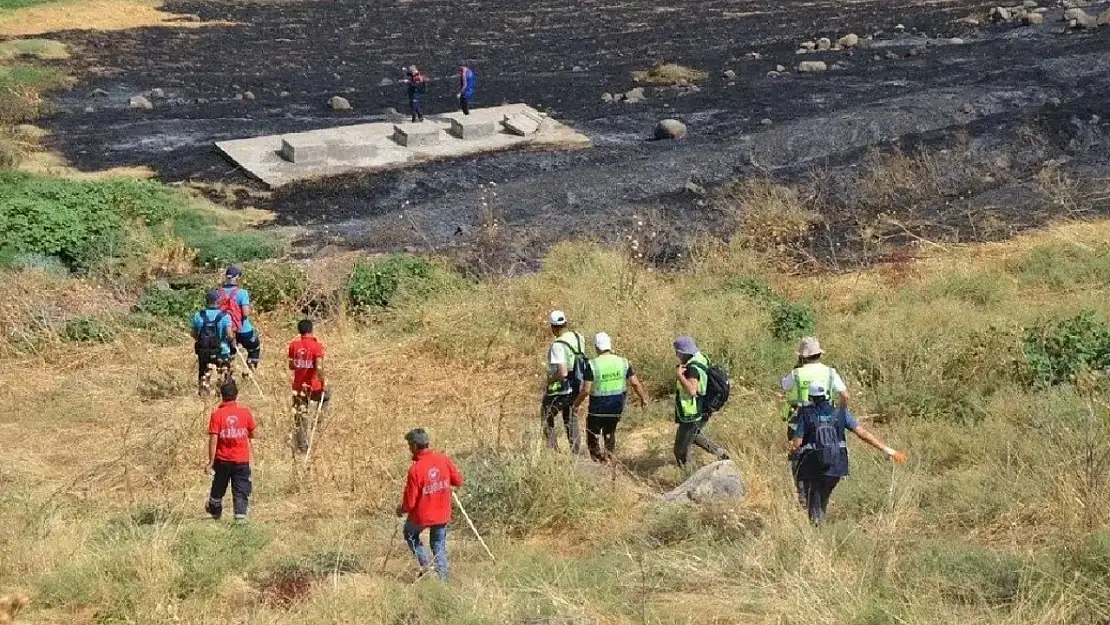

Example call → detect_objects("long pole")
452 491 495 561
380 519 402 573
302 392 327 466
236 350 265 398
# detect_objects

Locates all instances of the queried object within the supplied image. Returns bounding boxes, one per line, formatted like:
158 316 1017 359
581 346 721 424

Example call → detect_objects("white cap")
594 332 612 352
808 383 827 398
549 310 567 326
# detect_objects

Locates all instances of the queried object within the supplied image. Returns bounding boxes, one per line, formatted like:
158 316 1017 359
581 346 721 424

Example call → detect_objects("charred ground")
34 0 1110 268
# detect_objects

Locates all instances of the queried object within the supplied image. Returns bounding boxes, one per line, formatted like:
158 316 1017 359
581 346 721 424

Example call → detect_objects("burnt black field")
35 0 1110 267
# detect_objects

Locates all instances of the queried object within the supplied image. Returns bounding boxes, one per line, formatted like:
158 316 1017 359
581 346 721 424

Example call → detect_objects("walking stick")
452 491 495 561
236 350 266 399
380 518 402 573
302 391 327 466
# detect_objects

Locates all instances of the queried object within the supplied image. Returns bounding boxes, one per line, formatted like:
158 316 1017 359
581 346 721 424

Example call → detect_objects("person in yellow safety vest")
673 336 729 468
542 310 586 453
573 332 648 462
781 336 849 499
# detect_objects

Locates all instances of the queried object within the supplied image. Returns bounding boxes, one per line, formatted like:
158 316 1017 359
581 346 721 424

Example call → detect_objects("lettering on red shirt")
401 450 464 527
207 401 256 463
287 335 325 392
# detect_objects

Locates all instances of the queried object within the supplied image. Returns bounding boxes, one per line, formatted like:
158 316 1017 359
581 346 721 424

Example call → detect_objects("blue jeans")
404 519 448 580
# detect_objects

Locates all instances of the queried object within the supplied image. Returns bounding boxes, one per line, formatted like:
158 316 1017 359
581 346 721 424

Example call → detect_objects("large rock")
989 6 1012 22
1025 12 1044 24
816 37 832 51
662 460 746 504
797 61 828 73
653 118 687 140
623 87 646 103
129 95 153 110
328 96 351 111
838 33 860 48
1097 8 1110 26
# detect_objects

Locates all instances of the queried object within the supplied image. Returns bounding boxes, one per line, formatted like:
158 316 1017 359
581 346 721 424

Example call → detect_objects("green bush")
172 523 271 596
242 262 309 312
1023 311 1110 387
0 172 190 270
348 254 461 311
1011 243 1110 289
770 300 816 341
135 285 205 321
909 540 1025 607
61 315 116 343
188 231 283 267
724 275 776 302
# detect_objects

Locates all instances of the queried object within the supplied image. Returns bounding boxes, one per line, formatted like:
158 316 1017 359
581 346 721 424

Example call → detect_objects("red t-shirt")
401 449 464 527
207 401 256 463
287 335 325 392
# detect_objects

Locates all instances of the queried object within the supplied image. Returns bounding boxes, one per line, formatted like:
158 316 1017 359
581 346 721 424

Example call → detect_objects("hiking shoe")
205 501 222 520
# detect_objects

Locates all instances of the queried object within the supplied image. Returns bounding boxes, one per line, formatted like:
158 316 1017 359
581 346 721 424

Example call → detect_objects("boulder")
1022 0 1037 7
328 96 351 111
378 78 394 86
662 460 746 504
244 91 255 100
801 40 816 51
129 95 153 110
894 23 905 32
766 70 781 77
1024 12 1044 24
572 65 585 72
1098 8 1110 26
723 69 737 80
683 180 706 196
760 118 773 126
838 33 859 48
600 92 614 103
503 112 542 136
797 60 828 73
623 87 646 103
775 64 786 72
816 37 832 51
280 91 290 98
653 118 687 140
989 6 1012 22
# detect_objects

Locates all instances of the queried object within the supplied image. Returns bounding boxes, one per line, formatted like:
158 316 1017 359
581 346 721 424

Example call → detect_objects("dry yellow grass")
632 63 708 85
0 0 232 36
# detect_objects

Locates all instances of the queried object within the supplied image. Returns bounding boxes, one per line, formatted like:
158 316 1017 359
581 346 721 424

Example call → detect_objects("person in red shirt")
288 319 329 454
205 380 257 521
396 428 464 580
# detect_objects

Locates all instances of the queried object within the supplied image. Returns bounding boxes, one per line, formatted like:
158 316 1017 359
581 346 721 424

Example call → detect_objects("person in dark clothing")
403 65 426 122
791 383 906 524
457 62 475 115
672 336 729 468
206 380 256 521
191 289 235 396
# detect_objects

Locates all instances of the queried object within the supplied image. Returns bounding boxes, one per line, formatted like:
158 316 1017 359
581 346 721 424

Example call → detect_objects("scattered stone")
676 83 701 96
84 106 95 113
798 60 827 73
150 88 165 98
747 51 762 60
961 103 976 114
662 460 746 504
830 61 849 70
801 40 817 51
382 107 400 116
894 23 905 32
885 51 900 60
1022 0 1037 7
683 180 706 196
332 72 341 80
572 65 585 72
796 48 809 55
949 37 965 44
91 88 108 97
874 54 882 61
958 15 982 26
1098 8 1110 26
989 6 1012 22
129 95 153 110
601 92 614 103
1070 8 1097 27
816 37 832 51
760 118 773 126
623 87 646 103
280 91 290 98
908 47 923 57
776 64 786 72
244 91 255 100
234 93 244 100
379 78 394 86
838 33 860 48
653 118 687 140
723 69 737 80
328 96 351 111
766 70 780 77
1025 12 1044 24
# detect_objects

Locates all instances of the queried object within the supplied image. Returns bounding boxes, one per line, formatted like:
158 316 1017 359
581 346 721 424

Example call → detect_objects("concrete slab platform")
215 104 589 188
392 123 442 147
449 116 498 140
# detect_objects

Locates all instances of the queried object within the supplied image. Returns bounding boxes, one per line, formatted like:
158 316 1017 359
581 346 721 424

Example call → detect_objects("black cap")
206 288 222 305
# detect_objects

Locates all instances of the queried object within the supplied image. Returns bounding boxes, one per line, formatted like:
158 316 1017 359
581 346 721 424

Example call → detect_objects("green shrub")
188 231 283 267
770 300 816 341
348 254 461 311
242 262 309 312
1023 311 1110 387
909 540 1025 607
36 550 144 619
724 275 776 302
135 285 205 320
61 315 116 343
644 503 704 546
1011 243 1110 289
173 523 271 596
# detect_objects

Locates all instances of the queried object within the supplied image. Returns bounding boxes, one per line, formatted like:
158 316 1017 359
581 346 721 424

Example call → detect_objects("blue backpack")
806 404 845 472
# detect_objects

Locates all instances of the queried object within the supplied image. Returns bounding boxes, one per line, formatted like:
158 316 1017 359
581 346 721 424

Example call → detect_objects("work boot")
205 500 222 520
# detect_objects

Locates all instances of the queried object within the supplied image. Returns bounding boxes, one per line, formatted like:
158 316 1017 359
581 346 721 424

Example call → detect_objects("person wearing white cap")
781 336 849 498
542 310 586 453
790 382 906 524
573 332 647 462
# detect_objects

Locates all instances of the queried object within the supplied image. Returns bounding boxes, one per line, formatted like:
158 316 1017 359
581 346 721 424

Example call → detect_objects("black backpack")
195 311 226 358
689 360 731 414
555 334 588 395
808 407 844 472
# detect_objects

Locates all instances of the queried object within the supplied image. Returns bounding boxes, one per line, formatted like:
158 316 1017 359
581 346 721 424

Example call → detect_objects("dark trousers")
459 94 471 115
207 461 252 519
293 389 332 453
801 475 840 524
673 415 728 467
409 96 423 121
196 353 230 389
542 394 580 453
232 330 262 368
585 415 618 462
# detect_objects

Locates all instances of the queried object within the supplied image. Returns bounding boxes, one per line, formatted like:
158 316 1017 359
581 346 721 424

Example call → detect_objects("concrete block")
326 140 374 161
280 136 327 164
503 113 542 136
392 123 442 147
449 117 498 140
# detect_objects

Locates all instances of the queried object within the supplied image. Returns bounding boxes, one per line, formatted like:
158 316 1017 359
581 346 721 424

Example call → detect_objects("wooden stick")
452 492 495 561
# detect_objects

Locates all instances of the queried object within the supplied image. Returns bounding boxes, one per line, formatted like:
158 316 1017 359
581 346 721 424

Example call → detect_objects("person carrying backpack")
191 289 235 396
457 61 476 115
219 266 262 372
781 336 849 501
672 336 730 468
543 310 585 454
573 332 648 462
791 383 906 524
